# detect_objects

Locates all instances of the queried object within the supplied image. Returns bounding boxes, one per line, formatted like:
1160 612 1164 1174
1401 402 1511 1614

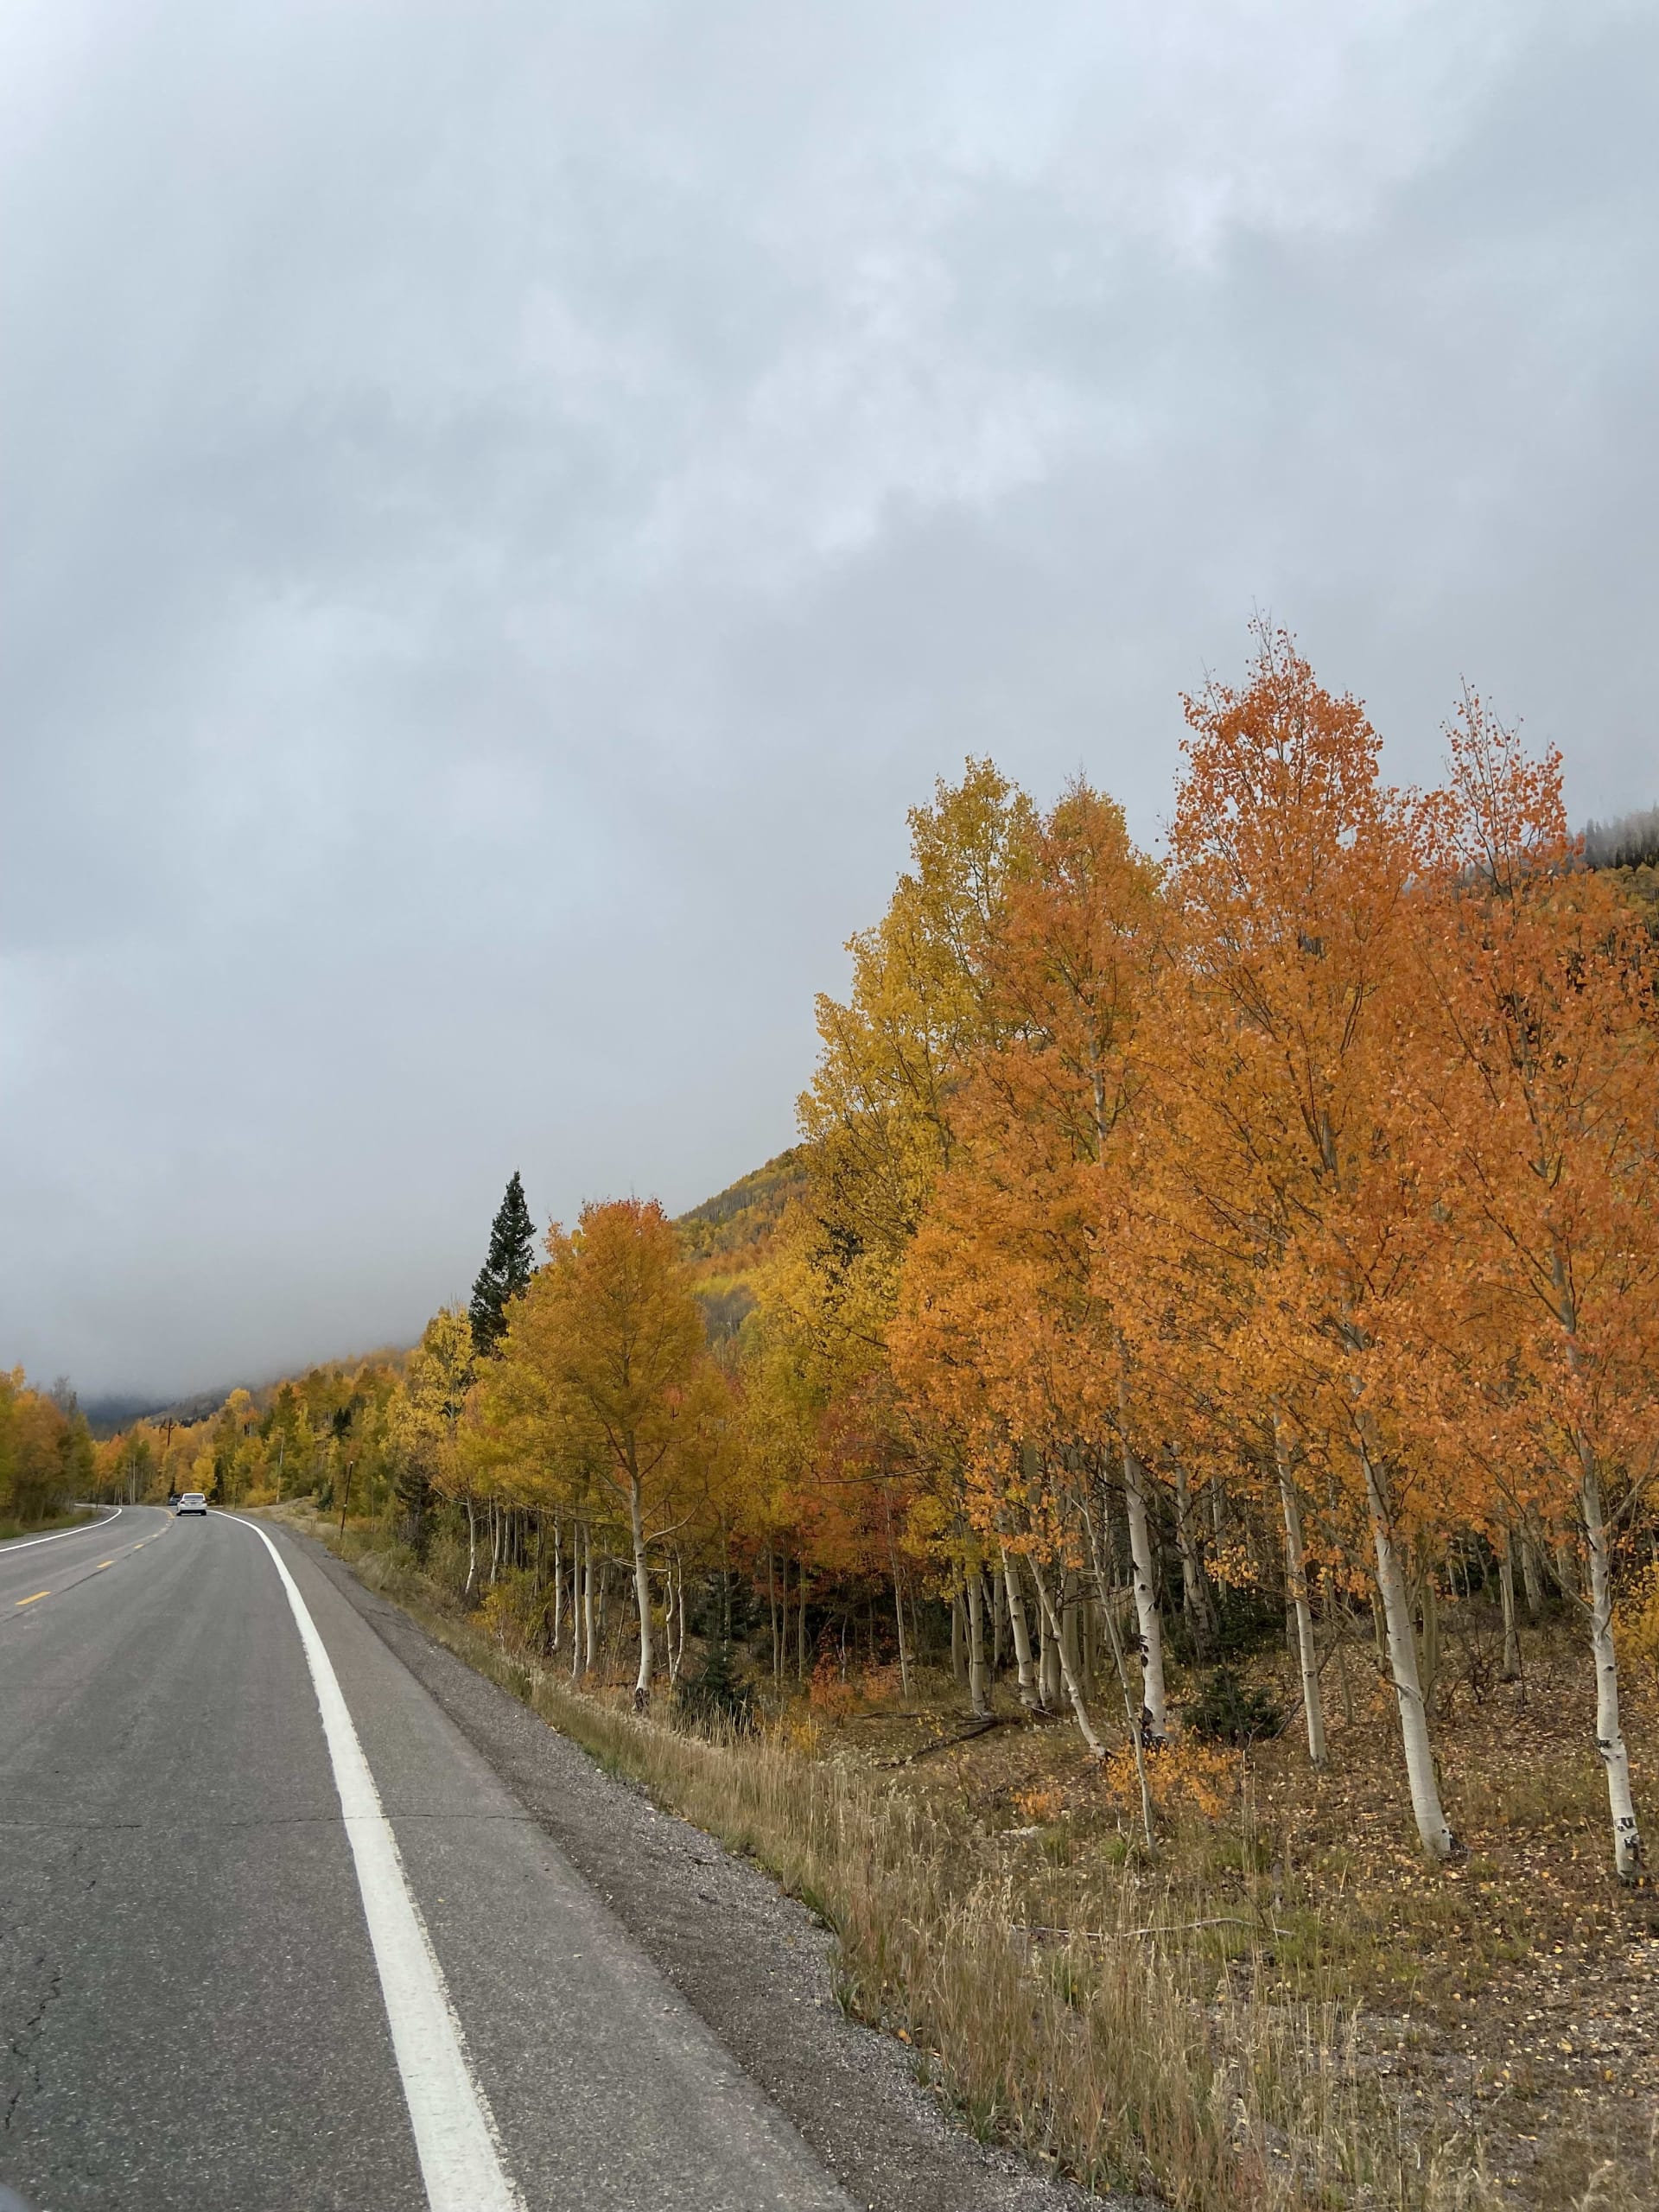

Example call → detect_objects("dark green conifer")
470 1172 537 1356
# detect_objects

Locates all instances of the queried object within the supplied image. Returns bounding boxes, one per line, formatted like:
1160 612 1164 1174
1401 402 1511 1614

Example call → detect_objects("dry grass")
518 1688 1435 2209
292 1517 1503 2211
278 1510 1659 2212
0 1503 97 1543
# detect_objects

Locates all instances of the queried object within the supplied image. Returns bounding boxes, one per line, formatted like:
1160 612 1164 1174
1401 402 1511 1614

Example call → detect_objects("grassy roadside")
0 1503 103 1544
270 1505 1645 2212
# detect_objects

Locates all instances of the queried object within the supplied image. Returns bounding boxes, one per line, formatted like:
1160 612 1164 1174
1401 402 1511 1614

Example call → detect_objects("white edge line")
222 1513 524 2212
0 1504 123 1554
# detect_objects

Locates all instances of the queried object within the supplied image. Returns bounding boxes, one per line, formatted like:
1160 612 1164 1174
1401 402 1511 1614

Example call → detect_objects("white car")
175 1492 207 1516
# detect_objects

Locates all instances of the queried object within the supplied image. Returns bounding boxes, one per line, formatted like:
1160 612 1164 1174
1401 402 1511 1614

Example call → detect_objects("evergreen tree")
470 1171 537 1356
674 1574 755 1733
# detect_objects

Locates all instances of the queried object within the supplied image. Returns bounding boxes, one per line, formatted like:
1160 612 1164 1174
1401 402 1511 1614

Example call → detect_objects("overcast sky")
3 1 1656 1401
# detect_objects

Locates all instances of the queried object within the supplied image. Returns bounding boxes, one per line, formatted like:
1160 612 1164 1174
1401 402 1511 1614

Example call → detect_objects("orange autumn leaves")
133 626 1653 1883
854 630 1659 1872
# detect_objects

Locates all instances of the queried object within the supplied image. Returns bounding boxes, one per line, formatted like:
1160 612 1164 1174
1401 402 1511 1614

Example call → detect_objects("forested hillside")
677 1147 807 1339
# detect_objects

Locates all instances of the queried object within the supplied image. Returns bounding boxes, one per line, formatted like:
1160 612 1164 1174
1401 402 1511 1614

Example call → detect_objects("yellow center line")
94 1560 113 1571
15 1591 50 1606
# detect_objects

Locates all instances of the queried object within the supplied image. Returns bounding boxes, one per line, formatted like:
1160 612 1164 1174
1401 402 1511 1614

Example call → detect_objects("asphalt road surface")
0 1506 855 2212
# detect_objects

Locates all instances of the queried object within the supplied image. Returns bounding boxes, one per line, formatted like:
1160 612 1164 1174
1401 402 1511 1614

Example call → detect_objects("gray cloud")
3 0 1655 1396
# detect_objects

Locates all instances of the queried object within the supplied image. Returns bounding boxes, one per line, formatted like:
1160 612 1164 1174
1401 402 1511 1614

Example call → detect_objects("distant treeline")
1583 803 1659 873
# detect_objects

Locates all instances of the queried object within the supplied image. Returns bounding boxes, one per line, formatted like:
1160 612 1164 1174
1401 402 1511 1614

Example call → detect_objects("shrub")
1013 1782 1066 1824
475 1568 549 1649
1185 1666 1283 1746
858 1659 906 1707
674 1629 755 1733
808 1648 857 1719
1104 1738 1242 1821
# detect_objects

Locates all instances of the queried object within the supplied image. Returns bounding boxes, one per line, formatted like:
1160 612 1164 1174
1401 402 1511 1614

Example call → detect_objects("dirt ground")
816 1621 1659 2204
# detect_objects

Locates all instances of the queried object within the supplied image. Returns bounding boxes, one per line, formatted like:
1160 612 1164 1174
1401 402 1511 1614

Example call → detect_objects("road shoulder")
286 1528 1108 2212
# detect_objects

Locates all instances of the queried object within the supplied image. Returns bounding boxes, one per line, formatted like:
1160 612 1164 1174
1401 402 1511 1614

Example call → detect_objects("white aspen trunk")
628 1474 653 1707
1273 1415 1326 1766
990 1571 1003 1674
1362 1448 1456 1860
1001 1546 1039 1708
1497 1532 1521 1681
1121 1443 1168 1745
464 1497 478 1601
965 1564 990 1717
1027 1558 1105 1757
1582 1453 1645 1881
1061 1569 1083 1688
1077 1493 1156 1850
489 1504 502 1588
552 1517 563 1651
1418 1571 1440 1710
767 1543 779 1683
1548 1254 1643 1878
1174 1455 1197 1619
1327 1581 1356 1727
1172 1454 1216 1651
797 1565 807 1683
1520 1521 1545 1621
1039 1594 1062 1710
950 1586 966 1685
582 1530 597 1676
883 1493 912 1701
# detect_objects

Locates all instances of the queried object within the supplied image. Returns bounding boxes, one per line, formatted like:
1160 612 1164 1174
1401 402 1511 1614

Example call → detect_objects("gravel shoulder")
289 1528 1118 2212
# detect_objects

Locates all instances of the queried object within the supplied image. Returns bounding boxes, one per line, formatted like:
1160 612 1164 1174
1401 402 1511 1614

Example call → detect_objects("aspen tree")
1165 627 1459 1857
1497 1530 1522 1682
1414 701 1659 1878
1170 1451 1217 1656
890 780 1172 1747
1119 1418 1169 1745
963 1551 991 1717
393 1308 476 1566
502 1199 709 1710
1000 1542 1041 1709
1024 1551 1105 1756
1273 1412 1327 1765
796 762 1037 1355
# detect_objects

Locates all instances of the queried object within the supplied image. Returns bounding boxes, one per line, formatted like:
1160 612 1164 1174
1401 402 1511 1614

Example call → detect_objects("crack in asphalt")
2 1834 79 2139
3 1964 64 2138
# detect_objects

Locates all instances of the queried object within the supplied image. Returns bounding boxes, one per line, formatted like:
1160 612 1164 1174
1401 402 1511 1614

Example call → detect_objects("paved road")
0 1508 853 2212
